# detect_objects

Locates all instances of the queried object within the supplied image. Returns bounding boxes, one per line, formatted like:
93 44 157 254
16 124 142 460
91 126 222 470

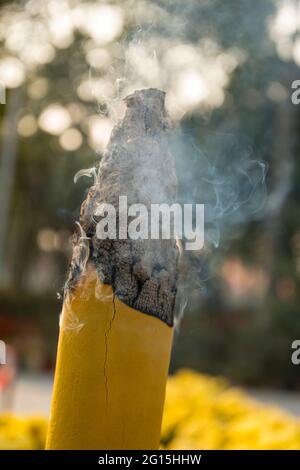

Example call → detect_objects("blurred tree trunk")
0 87 23 287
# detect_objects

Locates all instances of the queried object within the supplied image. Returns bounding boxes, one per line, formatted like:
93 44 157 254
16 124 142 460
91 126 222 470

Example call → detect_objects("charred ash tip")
124 88 166 107
66 88 178 326
123 88 172 133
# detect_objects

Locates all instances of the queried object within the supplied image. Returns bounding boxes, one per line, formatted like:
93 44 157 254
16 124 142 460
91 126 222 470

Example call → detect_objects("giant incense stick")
46 89 179 450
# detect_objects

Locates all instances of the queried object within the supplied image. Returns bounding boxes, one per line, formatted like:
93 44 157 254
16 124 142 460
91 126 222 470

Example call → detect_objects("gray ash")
66 89 179 326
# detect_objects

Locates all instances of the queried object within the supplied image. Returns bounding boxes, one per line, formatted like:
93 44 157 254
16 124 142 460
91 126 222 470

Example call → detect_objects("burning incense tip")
67 88 178 326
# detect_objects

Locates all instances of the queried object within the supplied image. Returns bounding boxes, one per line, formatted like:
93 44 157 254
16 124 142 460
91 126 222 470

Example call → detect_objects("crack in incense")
103 293 116 409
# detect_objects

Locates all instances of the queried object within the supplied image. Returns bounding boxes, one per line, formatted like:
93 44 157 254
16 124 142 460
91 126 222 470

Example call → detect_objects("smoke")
88 0 245 122
172 130 268 248
87 0 269 239
170 129 268 327
83 0 284 322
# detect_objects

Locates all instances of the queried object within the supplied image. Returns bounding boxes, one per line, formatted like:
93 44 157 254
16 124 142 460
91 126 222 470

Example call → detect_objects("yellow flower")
162 369 300 450
1 369 300 450
0 414 47 450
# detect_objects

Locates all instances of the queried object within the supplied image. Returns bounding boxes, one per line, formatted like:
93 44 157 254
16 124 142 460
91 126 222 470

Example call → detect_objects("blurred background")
1 0 300 450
